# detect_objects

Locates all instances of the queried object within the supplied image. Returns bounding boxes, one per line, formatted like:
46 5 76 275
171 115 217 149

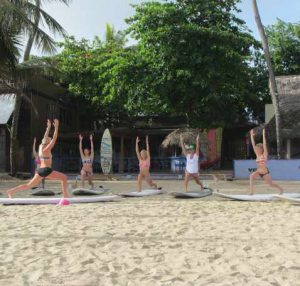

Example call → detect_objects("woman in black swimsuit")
6 119 68 198
249 128 283 195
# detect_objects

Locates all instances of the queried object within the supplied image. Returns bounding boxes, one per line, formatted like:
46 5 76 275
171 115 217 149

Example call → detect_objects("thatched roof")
161 128 209 148
266 75 300 140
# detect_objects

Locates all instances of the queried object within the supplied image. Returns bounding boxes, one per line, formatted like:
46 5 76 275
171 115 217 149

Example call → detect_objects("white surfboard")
0 195 121 205
31 189 55 196
274 195 300 203
215 192 300 202
72 188 105 196
100 129 113 174
172 188 213 199
120 189 164 197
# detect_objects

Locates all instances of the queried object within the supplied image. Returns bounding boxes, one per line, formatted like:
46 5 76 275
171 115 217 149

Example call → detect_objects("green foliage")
0 0 69 79
125 0 260 127
57 1 270 128
266 19 300 75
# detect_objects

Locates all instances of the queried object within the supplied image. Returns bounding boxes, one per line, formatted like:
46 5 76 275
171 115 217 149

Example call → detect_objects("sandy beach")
0 179 300 286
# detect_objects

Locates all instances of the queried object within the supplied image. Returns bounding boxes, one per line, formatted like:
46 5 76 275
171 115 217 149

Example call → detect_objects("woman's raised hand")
47 119 51 128
53 119 59 128
136 136 140 143
90 134 93 141
79 134 83 141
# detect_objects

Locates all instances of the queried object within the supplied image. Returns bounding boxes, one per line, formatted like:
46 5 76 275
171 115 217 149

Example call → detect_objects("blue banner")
234 160 300 180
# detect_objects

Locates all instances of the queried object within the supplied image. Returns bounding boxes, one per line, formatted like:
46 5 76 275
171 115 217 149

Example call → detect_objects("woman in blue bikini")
79 134 94 189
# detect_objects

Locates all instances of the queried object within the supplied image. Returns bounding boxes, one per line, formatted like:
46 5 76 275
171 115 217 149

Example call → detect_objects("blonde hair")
42 137 51 145
256 143 264 150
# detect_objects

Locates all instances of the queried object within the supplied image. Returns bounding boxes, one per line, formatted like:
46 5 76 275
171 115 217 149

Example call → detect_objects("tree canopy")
266 19 300 76
57 0 270 128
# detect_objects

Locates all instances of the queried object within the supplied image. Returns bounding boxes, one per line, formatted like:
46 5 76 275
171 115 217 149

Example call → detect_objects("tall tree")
57 1 266 129
252 0 282 158
23 0 70 61
266 19 300 75
124 0 258 127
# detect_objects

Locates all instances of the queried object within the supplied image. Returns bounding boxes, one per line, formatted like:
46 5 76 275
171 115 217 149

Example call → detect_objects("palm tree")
23 0 71 61
104 23 127 48
252 0 282 158
0 0 70 175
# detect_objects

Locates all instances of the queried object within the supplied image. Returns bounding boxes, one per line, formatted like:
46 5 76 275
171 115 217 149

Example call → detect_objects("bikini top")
38 145 52 161
39 154 52 161
82 157 93 164
256 155 267 165
139 159 150 169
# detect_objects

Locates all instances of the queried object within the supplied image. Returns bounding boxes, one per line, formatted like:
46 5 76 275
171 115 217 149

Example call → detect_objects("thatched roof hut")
266 75 300 140
161 128 209 148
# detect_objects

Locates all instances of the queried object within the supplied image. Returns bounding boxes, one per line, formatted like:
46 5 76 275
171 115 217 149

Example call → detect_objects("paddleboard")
120 189 164 197
0 195 121 205
100 129 113 174
172 188 213 199
274 195 300 204
31 189 55 196
215 192 300 202
72 188 105 196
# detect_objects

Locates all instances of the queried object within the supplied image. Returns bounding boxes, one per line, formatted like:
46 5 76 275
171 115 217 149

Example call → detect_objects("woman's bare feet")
7 191 13 199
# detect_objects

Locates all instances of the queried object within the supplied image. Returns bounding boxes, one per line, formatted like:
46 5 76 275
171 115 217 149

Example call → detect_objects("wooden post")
286 139 291 159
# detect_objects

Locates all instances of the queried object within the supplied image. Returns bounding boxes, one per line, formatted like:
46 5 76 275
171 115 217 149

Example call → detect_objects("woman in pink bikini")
135 136 159 192
249 128 283 195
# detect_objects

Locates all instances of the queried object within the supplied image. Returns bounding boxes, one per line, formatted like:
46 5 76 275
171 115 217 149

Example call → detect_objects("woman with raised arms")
79 134 94 189
6 119 68 198
136 135 159 192
249 128 283 195
180 133 204 192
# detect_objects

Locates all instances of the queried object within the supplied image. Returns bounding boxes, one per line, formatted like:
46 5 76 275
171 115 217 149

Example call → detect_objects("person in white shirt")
180 133 204 192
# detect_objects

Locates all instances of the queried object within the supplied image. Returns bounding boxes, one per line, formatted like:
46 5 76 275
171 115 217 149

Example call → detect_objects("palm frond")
39 0 71 6
24 2 67 36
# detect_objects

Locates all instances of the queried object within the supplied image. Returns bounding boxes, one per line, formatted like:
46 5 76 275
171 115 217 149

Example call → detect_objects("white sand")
0 179 299 285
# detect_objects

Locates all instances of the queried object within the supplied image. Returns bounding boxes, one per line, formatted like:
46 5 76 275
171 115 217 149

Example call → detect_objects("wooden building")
266 75 300 158
0 77 82 174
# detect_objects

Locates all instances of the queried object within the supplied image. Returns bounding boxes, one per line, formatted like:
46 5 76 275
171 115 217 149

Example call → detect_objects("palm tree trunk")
23 31 37 61
252 0 282 159
10 93 22 175
23 0 41 61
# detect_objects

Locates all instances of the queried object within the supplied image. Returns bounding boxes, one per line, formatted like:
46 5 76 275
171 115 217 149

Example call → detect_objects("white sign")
100 129 113 174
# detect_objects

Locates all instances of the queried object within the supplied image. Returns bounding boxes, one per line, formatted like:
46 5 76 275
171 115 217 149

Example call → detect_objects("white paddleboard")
31 189 55 196
215 192 300 202
72 188 105 196
274 195 300 203
0 195 121 205
120 189 164 197
172 188 213 199
100 129 113 174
